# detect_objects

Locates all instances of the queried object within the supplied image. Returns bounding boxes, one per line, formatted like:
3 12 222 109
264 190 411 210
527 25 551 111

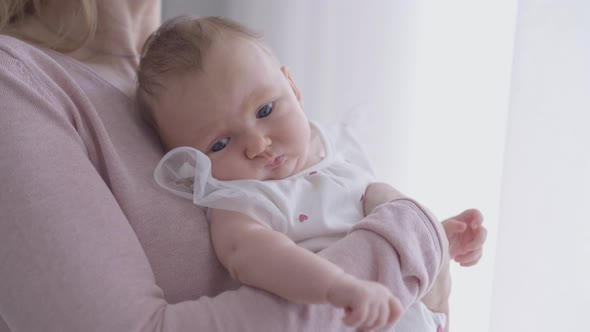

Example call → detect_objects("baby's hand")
442 209 487 266
326 274 402 331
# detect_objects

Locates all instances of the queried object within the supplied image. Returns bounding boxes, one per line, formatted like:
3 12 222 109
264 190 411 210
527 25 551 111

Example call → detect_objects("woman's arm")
363 182 450 280
160 200 446 332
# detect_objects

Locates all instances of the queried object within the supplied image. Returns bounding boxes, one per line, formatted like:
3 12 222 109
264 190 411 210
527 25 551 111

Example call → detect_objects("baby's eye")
210 137 230 152
256 102 273 119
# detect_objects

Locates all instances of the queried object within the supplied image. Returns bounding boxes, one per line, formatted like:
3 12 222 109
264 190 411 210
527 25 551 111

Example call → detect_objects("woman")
0 1 455 331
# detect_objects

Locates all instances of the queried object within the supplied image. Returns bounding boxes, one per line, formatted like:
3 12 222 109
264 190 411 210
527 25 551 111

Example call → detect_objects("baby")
137 16 486 332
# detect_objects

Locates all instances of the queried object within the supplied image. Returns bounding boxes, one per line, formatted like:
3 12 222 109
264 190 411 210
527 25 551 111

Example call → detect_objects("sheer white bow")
164 1 589 331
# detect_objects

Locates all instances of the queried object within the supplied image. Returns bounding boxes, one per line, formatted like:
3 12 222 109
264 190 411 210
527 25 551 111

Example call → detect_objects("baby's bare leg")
421 257 451 332
363 182 452 331
424 208 486 331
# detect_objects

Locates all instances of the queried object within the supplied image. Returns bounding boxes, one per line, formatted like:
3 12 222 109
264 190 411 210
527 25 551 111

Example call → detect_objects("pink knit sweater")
0 35 445 332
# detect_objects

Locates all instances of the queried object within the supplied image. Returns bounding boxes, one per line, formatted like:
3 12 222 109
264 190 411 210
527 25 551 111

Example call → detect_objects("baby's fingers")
376 301 391 330
462 208 484 226
388 296 402 325
362 302 382 331
464 226 488 251
368 298 397 331
455 248 483 266
343 304 368 328
443 219 468 236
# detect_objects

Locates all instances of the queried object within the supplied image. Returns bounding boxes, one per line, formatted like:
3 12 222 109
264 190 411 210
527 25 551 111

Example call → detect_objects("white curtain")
490 1 590 331
163 1 588 331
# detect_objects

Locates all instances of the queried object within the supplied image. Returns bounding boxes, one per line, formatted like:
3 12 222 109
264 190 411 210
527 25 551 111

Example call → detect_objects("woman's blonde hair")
0 0 97 52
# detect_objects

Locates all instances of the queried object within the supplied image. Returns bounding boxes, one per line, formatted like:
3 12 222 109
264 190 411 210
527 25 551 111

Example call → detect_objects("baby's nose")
245 133 271 159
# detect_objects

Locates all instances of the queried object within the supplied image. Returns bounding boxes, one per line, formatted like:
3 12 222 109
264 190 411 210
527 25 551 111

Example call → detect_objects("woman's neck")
72 1 161 99
79 1 161 62
12 1 161 99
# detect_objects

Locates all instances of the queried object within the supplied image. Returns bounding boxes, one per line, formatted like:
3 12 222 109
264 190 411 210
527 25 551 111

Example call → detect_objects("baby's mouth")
266 155 286 169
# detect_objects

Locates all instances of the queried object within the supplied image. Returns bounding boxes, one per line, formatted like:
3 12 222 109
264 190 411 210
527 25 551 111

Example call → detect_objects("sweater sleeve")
153 201 446 332
0 47 445 332
143 200 445 332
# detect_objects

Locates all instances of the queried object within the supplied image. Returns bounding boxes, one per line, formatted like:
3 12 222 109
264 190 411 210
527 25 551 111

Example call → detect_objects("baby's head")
137 16 312 181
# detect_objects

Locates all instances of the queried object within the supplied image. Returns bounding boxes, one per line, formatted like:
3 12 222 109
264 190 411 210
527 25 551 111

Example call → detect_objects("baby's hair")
136 15 263 131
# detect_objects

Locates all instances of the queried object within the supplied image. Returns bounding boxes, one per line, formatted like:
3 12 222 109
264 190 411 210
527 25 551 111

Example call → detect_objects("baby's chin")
211 170 272 181
212 156 303 181
269 157 304 180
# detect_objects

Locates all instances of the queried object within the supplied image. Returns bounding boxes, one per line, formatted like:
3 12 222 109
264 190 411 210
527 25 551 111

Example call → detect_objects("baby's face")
155 35 311 181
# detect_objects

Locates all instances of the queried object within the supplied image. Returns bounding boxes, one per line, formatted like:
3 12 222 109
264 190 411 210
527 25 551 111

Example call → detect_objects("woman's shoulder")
0 34 88 87
0 35 72 92
0 34 53 67
0 34 32 54
0 34 118 113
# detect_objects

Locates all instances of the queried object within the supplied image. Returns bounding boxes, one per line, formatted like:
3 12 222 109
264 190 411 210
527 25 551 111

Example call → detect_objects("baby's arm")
209 208 401 330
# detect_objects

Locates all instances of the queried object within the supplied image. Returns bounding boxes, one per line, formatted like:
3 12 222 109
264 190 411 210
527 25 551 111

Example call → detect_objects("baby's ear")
281 66 304 107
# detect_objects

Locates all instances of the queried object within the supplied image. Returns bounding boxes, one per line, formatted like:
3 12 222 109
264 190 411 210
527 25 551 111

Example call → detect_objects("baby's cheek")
210 160 232 180
214 161 257 181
